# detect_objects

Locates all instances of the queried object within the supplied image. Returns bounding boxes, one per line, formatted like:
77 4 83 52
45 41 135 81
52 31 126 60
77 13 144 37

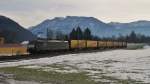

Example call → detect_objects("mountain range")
0 15 36 43
1 15 150 43
29 16 150 38
109 20 150 36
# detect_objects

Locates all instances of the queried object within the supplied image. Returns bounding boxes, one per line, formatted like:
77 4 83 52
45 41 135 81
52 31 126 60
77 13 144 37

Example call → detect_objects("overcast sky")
1 0 150 28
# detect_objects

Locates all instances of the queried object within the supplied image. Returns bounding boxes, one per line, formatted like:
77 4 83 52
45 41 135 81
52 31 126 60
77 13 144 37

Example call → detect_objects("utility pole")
47 28 49 43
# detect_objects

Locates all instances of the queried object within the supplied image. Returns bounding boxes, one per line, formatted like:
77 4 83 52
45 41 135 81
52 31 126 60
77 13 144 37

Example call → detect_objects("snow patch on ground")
0 48 150 83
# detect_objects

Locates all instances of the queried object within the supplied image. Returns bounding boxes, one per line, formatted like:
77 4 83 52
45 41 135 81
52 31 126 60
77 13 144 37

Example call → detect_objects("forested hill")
0 15 36 43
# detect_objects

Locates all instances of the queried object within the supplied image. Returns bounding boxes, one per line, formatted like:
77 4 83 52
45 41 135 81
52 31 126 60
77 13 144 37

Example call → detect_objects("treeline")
69 27 150 43
69 26 98 40
47 29 68 40
117 31 150 43
46 26 150 43
100 31 150 43
46 26 98 40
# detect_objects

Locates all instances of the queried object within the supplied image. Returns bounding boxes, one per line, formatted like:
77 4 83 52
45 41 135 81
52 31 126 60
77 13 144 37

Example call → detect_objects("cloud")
1 0 150 28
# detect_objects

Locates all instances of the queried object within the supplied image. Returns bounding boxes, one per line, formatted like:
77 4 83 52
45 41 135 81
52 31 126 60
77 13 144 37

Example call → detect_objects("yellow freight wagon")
98 41 107 48
86 41 97 48
0 44 27 56
113 42 119 48
70 40 78 49
78 40 86 49
70 40 86 49
118 42 123 48
106 41 114 48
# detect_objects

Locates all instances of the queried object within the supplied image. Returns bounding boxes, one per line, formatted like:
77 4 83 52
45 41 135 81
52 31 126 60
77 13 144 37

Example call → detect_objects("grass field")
0 66 97 84
0 65 143 84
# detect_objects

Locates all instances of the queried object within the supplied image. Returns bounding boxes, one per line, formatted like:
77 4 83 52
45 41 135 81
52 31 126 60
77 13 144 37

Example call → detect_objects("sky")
1 0 150 28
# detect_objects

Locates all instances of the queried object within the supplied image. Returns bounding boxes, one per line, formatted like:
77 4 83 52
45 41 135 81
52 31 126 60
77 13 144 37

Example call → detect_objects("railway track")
0 49 117 62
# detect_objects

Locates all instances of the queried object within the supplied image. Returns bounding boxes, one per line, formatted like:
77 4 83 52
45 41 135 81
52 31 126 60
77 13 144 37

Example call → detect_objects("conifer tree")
84 28 92 40
76 26 83 40
69 28 76 40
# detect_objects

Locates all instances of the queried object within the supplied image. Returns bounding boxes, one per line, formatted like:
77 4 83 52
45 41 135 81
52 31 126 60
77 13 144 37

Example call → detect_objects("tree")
64 35 69 41
69 27 83 40
118 33 125 41
76 26 83 40
83 28 92 40
128 31 137 43
69 28 77 40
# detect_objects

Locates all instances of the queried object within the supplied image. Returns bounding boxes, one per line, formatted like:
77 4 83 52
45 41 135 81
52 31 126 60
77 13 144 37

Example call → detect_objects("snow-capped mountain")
29 16 117 38
29 16 150 38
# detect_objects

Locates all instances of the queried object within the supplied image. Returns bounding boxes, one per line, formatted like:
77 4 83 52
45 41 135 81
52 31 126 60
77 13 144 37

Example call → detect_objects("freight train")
27 40 127 53
0 44 27 56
